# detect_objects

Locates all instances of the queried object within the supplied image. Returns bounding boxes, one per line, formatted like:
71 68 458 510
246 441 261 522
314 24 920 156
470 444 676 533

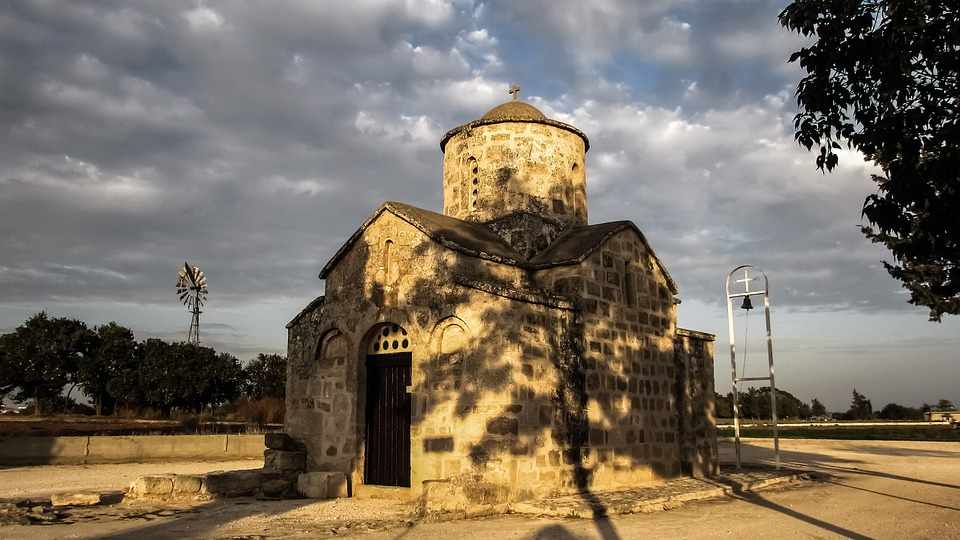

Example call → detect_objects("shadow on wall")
287 210 707 540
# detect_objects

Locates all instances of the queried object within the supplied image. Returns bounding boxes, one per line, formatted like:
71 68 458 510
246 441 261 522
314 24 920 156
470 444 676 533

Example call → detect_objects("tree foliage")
810 397 828 417
847 388 874 420
243 353 287 400
779 0 960 320
133 340 244 414
935 398 956 411
0 313 96 415
716 387 815 420
76 322 137 415
1 312 278 418
878 402 923 420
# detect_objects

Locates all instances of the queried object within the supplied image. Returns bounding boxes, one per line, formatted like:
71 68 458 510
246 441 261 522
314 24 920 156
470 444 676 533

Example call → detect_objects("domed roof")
481 100 547 121
440 98 589 152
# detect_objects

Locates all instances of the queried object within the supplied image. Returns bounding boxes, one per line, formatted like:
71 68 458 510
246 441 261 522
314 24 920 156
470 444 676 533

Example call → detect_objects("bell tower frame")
724 265 779 470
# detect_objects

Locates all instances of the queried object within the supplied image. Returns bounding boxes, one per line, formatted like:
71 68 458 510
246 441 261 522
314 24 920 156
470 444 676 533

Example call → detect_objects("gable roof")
287 295 324 329
319 202 525 278
318 202 677 293
529 221 678 293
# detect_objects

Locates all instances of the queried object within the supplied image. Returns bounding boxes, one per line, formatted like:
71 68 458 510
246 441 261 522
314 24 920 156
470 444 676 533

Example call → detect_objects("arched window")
317 330 347 369
383 239 395 284
440 324 466 355
466 156 478 210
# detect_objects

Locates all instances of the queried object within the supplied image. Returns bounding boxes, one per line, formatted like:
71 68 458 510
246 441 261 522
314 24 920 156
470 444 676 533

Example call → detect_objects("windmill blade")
184 262 198 286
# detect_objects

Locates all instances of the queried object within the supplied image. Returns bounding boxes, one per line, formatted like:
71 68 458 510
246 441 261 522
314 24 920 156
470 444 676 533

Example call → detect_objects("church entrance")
364 324 412 487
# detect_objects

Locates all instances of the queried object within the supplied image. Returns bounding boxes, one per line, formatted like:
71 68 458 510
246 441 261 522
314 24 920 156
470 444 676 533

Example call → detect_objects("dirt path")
2 439 959 539
0 459 263 500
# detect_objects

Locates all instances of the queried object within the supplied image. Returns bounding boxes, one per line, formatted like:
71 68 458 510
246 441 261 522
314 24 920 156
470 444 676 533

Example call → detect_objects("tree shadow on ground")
90 498 319 540
836 443 960 459
731 489 872 540
734 441 960 490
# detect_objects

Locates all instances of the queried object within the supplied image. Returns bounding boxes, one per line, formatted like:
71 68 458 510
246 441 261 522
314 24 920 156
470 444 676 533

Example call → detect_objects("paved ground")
0 459 263 500
1 439 959 539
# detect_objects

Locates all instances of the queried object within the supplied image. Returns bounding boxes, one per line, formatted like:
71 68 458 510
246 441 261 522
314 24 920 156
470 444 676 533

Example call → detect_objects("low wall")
0 434 265 465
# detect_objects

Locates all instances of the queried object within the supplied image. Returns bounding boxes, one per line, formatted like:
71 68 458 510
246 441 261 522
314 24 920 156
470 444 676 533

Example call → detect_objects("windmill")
176 261 208 345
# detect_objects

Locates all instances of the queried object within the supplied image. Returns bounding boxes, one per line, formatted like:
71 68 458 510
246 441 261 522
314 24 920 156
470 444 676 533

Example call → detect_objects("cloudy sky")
1 0 957 411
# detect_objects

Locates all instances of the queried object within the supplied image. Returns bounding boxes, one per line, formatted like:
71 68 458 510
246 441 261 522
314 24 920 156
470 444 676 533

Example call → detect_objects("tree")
847 388 874 420
198 350 244 411
77 322 137 416
136 338 180 416
811 397 827 417
779 1 960 321
878 402 923 420
244 353 287 400
0 333 17 402
1 313 95 415
935 399 956 411
714 392 733 418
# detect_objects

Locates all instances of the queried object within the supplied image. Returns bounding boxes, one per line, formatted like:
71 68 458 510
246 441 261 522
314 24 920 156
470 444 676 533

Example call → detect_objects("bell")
740 295 754 310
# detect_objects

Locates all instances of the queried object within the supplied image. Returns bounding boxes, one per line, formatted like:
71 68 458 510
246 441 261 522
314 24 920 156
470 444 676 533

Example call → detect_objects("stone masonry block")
201 470 261 497
264 432 301 450
172 475 204 496
260 471 298 498
50 492 101 507
297 472 348 499
264 449 307 472
127 475 174 498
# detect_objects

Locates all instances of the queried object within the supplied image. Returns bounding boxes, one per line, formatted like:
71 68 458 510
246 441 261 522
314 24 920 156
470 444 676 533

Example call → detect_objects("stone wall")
287 211 717 502
287 210 580 500
537 229 684 488
442 122 587 228
675 328 718 478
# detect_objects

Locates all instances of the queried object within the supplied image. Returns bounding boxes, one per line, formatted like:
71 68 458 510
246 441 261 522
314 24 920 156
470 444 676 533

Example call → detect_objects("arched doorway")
364 323 412 487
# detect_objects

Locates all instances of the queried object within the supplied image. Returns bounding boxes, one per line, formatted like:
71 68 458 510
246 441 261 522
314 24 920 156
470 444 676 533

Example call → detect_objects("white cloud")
183 5 225 31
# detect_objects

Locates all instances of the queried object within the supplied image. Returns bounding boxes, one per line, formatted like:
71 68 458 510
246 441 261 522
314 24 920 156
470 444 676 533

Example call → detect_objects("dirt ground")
2 439 960 539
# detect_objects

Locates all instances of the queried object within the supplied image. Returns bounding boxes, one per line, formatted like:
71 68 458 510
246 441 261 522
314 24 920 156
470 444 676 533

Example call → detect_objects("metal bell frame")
724 265 779 470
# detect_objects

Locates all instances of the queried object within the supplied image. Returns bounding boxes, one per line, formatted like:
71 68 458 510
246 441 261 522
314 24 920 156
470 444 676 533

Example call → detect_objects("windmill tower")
176 261 208 345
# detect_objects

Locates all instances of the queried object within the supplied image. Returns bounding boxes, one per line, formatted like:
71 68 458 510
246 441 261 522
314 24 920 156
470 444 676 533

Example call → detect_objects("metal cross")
508 84 520 100
737 267 755 293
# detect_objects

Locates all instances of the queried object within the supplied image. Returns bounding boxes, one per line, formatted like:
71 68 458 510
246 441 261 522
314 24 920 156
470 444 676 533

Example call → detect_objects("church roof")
440 100 590 153
528 221 678 293
318 202 526 278
481 101 547 121
318 202 678 294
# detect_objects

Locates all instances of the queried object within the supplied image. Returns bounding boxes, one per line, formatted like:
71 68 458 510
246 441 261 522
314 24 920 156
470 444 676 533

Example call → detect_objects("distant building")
924 410 959 422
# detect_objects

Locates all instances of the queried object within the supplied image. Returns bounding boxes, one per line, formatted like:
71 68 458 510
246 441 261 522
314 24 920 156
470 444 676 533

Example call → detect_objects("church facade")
285 97 717 502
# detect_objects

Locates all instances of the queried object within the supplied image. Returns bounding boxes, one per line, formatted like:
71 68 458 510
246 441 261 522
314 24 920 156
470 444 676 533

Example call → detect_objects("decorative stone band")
453 276 576 311
440 116 590 153
676 328 717 341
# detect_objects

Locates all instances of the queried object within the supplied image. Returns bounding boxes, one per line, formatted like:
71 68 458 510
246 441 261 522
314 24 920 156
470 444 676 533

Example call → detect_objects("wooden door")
364 352 411 487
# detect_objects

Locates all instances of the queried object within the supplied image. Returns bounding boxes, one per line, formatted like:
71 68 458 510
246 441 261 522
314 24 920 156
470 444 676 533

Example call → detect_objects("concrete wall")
0 434 264 465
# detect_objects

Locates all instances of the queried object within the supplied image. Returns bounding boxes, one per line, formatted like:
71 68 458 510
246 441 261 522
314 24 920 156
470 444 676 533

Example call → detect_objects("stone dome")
440 98 589 152
481 101 547 121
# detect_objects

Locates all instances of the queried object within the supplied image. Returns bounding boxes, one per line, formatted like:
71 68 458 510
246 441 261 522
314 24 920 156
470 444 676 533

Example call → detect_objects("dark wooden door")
364 352 411 487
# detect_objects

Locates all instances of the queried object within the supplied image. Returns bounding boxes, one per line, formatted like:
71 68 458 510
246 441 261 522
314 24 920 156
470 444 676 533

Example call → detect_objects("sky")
1 0 957 412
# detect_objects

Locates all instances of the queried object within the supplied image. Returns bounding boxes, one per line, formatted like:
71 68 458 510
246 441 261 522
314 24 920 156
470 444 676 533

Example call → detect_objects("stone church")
286 93 717 502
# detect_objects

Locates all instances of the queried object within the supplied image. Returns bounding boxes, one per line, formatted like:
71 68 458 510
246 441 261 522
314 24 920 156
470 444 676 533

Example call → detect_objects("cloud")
1 1 956 411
